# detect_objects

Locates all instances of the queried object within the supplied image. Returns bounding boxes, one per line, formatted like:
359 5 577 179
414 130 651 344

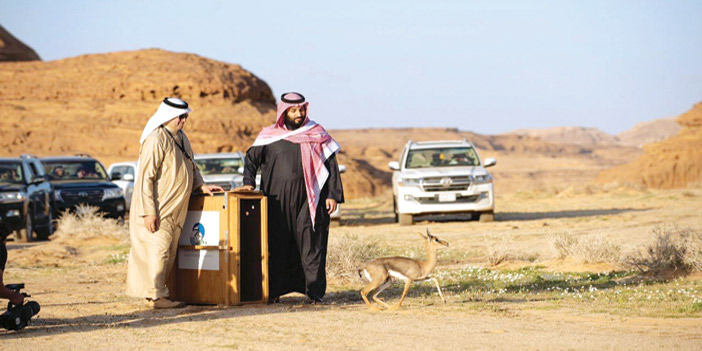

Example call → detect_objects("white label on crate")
179 211 220 246
178 249 219 271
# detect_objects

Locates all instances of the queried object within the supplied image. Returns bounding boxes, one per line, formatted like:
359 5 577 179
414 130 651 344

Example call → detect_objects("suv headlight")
103 188 124 200
398 177 421 187
0 192 24 201
473 174 492 184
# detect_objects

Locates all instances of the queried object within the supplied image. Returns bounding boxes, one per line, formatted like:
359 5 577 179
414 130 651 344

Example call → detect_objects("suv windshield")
43 161 109 180
405 147 480 169
195 157 244 175
0 162 24 184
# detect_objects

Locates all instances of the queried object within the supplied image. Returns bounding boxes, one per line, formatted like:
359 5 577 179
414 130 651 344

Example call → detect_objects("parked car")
0 155 54 241
194 152 249 191
389 140 496 225
41 155 126 222
107 161 138 209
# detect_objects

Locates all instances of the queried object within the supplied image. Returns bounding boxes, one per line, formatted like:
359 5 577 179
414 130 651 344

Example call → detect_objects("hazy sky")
2 0 701 134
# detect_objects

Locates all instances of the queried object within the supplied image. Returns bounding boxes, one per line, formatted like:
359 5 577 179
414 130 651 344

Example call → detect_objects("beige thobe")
126 126 205 299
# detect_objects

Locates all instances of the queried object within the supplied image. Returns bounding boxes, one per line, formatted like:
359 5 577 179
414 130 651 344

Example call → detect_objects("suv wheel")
479 210 495 222
16 209 34 242
36 211 54 241
398 213 414 226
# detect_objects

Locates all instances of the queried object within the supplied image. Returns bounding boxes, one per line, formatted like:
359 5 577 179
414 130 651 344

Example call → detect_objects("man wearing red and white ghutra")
235 92 344 303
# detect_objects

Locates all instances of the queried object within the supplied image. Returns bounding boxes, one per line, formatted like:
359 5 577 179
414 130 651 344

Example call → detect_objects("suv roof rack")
74 153 92 158
20 154 37 159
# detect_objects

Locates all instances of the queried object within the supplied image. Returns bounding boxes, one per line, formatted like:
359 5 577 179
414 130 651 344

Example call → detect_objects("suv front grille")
62 189 104 203
421 176 471 192
416 194 479 204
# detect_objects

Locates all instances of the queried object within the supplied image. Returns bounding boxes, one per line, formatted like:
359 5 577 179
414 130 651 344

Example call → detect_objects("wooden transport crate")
166 191 269 305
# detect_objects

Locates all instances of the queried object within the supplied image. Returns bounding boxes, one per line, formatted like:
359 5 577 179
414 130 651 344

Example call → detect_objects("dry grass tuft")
551 230 621 264
627 224 702 274
483 233 512 266
53 205 129 244
326 232 389 282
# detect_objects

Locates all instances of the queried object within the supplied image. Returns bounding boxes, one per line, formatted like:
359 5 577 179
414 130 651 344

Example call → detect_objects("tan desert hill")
507 126 619 146
0 48 277 161
0 48 641 199
597 102 702 188
0 24 41 61
616 116 682 147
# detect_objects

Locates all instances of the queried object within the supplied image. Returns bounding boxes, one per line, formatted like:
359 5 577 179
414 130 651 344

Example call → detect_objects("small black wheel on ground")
36 210 54 241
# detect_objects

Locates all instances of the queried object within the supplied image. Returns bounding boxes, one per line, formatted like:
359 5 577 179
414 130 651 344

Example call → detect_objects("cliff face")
0 49 277 163
597 103 702 188
0 25 41 62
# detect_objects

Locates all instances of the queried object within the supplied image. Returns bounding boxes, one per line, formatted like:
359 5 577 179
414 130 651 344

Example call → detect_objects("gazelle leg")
430 277 446 303
396 279 413 308
361 280 384 309
371 280 392 309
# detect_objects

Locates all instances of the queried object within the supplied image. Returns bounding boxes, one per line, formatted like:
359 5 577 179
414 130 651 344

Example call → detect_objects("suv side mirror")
338 165 347 173
122 174 135 181
483 158 497 168
388 161 400 171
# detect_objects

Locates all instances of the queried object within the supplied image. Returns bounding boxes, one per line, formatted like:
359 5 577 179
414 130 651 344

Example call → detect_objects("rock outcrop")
0 49 276 163
616 116 682 147
597 103 702 188
0 24 41 62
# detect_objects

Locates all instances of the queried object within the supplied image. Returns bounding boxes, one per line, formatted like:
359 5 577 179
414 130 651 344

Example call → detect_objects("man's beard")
285 116 305 130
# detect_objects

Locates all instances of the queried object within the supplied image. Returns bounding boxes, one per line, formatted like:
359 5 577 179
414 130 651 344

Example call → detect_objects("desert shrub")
326 233 389 281
626 225 690 274
552 231 578 259
579 235 621 263
682 227 702 272
550 231 621 264
53 205 128 243
483 233 511 266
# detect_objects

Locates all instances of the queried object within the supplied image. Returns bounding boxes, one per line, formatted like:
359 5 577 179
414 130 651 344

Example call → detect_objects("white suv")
389 140 496 225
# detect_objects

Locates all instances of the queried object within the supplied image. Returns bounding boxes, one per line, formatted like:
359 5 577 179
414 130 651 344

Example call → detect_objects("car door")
22 161 42 221
27 160 50 222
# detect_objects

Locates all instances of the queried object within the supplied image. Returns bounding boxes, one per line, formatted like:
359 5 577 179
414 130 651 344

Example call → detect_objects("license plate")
438 193 456 202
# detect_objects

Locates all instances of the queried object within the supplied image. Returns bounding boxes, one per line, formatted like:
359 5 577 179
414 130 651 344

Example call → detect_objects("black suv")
40 155 126 222
0 155 54 242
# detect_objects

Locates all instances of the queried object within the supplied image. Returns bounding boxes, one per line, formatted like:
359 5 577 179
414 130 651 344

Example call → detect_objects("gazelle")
358 228 449 310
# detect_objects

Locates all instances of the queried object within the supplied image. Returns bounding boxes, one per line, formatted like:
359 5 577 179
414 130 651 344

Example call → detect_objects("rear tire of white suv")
398 213 414 226
479 211 494 222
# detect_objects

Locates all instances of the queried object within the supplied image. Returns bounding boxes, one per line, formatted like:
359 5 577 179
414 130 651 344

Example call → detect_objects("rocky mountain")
0 49 276 162
0 24 41 62
508 126 619 147
509 117 682 149
616 116 682 147
597 103 702 188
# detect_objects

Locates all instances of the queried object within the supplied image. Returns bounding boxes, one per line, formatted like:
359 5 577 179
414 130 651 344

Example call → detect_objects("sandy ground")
2 188 702 350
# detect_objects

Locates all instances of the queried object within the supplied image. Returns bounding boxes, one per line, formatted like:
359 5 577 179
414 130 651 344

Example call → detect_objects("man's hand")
233 185 254 192
9 291 24 305
201 184 225 195
144 215 160 233
326 199 338 215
